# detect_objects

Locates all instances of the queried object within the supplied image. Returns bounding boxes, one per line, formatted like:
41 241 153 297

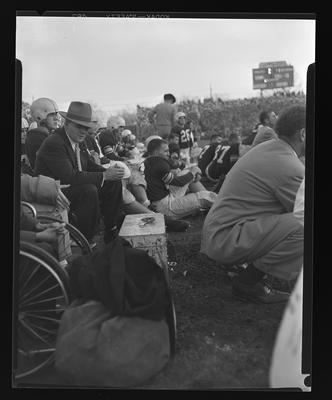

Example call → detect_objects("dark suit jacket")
25 127 49 169
35 127 106 187
85 135 110 165
85 134 100 153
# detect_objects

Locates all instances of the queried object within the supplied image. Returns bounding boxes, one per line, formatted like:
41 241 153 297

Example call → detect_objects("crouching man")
143 139 217 219
201 106 306 303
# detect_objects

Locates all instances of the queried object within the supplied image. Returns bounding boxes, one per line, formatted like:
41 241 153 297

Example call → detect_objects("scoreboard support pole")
260 89 263 98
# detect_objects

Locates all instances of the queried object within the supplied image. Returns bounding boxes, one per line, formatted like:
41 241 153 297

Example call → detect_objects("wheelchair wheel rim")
15 251 69 380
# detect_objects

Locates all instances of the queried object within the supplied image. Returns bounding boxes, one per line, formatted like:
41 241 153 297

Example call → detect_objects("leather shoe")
232 279 290 304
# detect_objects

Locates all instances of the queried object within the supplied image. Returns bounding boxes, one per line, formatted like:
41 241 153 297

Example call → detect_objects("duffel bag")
54 299 170 387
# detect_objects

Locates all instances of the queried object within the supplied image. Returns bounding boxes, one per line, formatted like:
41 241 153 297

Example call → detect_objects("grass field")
15 209 289 390
138 212 287 389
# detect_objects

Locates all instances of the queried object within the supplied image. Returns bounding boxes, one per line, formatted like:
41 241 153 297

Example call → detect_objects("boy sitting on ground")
143 139 217 219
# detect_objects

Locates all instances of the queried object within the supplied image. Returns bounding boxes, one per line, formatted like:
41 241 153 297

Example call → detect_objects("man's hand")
35 223 66 243
90 150 101 165
194 173 202 182
35 221 66 232
103 165 125 181
56 189 71 210
188 165 202 182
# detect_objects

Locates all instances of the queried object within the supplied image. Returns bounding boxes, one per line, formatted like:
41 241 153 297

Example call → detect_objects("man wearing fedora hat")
35 101 125 244
148 93 177 139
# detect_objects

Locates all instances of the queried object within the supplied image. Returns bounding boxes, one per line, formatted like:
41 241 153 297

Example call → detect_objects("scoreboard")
253 61 294 90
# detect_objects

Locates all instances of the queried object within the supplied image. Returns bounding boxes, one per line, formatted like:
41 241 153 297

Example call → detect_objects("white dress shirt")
64 127 105 187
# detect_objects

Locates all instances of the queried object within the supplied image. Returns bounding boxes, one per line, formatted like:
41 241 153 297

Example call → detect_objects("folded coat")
21 174 59 205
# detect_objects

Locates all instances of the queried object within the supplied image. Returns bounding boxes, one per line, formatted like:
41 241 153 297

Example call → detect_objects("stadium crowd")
136 91 306 141
20 91 306 305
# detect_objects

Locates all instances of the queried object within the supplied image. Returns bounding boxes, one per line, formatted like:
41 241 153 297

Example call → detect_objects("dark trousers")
212 174 226 194
156 125 172 139
63 184 100 241
98 180 123 233
63 181 123 241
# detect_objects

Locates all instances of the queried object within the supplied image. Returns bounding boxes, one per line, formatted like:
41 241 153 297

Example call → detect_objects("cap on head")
175 111 186 121
145 135 162 147
121 129 132 138
30 98 59 122
164 93 176 103
98 128 119 149
107 116 126 130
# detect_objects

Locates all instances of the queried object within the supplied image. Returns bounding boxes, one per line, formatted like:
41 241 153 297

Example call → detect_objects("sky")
16 16 315 115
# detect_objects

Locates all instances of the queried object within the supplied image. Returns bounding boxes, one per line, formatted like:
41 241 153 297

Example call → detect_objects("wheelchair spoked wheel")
156 250 177 357
166 293 177 357
15 242 70 379
36 215 92 259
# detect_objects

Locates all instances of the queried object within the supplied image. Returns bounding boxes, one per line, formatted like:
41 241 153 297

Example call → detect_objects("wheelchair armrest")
21 202 37 219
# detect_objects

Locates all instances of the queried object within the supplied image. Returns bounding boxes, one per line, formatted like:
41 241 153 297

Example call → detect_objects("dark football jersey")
25 127 50 169
198 143 223 176
144 156 173 202
171 125 194 149
206 143 241 181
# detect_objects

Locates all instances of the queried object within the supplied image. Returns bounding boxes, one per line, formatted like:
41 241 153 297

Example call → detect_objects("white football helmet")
30 98 59 123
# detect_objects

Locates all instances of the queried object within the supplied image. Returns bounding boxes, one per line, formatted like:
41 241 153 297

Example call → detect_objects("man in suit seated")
35 101 125 244
201 105 306 304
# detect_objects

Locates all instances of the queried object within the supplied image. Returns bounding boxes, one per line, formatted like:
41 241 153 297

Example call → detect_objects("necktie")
75 144 82 171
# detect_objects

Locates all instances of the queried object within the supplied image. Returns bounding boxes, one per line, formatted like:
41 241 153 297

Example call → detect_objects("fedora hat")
59 101 95 128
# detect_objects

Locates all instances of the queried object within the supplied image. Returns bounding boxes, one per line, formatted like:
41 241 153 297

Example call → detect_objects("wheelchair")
21 201 92 259
14 203 93 380
14 204 178 380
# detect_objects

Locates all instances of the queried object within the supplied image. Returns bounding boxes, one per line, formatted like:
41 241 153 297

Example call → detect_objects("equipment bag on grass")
67 236 170 321
54 299 170 387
